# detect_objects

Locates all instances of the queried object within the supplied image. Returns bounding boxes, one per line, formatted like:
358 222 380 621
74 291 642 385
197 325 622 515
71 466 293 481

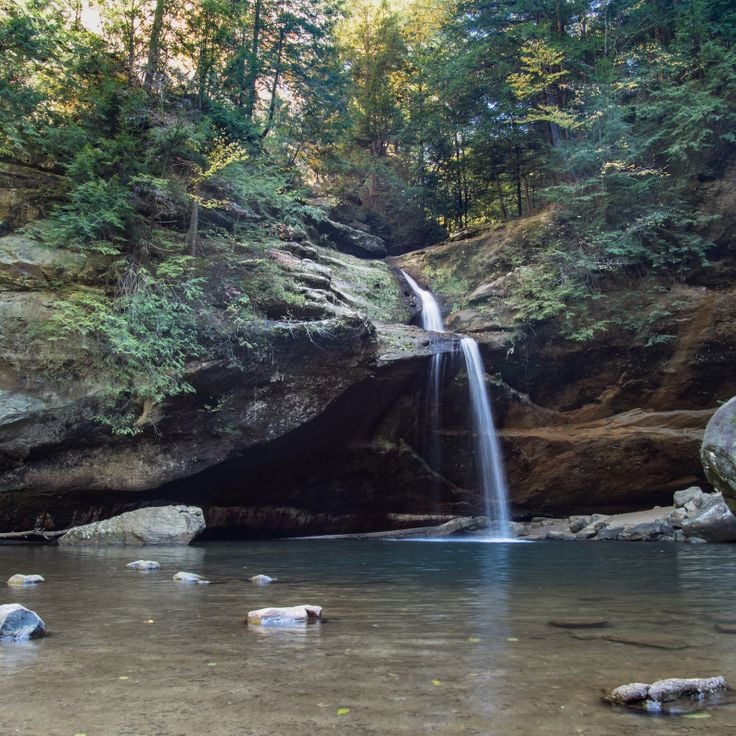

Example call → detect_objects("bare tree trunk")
260 24 286 139
244 0 263 121
186 196 200 257
144 0 166 90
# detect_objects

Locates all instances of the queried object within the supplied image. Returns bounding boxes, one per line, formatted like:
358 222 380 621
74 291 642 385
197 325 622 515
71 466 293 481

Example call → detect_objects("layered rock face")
2 200 734 534
0 229 462 534
395 215 736 516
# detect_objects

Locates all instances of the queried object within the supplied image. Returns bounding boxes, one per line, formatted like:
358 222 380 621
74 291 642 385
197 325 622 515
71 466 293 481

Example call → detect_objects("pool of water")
2 540 736 735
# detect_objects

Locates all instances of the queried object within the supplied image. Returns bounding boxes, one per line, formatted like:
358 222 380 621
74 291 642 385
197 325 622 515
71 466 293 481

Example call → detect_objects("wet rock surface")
0 603 46 640
7 574 44 586
247 605 322 626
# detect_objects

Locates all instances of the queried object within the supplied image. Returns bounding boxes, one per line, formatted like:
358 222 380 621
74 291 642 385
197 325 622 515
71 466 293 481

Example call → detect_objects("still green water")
2 540 735 735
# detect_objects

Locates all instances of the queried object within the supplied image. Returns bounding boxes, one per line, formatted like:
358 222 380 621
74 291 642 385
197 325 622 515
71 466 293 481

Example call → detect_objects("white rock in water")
173 571 209 584
0 603 46 639
58 505 206 546
249 574 275 585
7 574 45 586
126 560 161 571
247 605 322 626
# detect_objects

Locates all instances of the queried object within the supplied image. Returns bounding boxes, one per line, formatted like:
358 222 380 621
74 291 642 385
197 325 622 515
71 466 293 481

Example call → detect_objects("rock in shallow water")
549 618 609 629
0 603 46 639
249 574 275 585
58 505 205 546
7 574 44 586
610 676 727 705
126 560 161 571
173 571 209 584
247 605 322 626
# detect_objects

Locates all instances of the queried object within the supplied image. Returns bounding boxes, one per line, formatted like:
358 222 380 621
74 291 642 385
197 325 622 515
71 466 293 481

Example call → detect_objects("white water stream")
402 270 512 539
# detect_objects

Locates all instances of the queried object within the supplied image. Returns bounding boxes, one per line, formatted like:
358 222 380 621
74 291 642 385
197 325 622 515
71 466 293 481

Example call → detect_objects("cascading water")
401 270 445 477
460 337 512 539
401 270 512 540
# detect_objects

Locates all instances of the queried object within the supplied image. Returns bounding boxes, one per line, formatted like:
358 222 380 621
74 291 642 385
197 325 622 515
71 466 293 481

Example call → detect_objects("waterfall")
460 337 512 539
401 270 445 478
401 270 512 540
400 271 444 332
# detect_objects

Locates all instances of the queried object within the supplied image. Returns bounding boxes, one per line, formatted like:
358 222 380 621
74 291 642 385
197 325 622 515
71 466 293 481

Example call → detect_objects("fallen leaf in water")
337 707 351 716
143 619 154 624
468 637 481 643
207 662 217 667
432 679 442 686
118 676 129 681
683 713 711 719
507 637 519 642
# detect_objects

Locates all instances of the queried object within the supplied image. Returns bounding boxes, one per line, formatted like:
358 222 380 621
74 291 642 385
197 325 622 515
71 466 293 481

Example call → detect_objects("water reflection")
1 541 736 735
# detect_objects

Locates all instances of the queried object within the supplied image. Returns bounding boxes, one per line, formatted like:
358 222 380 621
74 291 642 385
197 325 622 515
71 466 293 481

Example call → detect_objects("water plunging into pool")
401 270 512 539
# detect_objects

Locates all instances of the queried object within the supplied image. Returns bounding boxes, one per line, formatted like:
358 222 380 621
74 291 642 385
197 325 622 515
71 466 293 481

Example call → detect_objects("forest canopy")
1 0 735 391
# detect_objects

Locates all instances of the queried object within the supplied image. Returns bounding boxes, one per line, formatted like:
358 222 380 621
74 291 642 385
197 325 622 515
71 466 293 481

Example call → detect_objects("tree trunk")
186 196 200 257
143 0 166 90
260 23 286 139
244 0 263 121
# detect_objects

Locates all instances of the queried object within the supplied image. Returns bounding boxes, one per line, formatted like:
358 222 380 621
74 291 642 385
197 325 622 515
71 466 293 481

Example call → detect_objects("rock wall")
395 218 736 517
2 201 735 534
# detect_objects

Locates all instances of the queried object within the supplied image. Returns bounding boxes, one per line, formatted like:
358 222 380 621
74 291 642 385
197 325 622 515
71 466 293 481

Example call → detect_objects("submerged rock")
247 605 322 626
126 560 161 571
173 571 209 584
7 574 44 586
0 603 46 639
549 618 609 629
58 506 205 546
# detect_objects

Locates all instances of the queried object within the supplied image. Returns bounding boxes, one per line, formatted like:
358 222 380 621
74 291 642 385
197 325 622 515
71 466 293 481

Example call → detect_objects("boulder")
0 603 46 639
126 560 161 571
673 486 706 508
173 571 209 584
618 521 673 542
681 500 736 542
7 574 44 586
568 516 591 533
247 605 322 626
702 397 736 514
58 506 205 546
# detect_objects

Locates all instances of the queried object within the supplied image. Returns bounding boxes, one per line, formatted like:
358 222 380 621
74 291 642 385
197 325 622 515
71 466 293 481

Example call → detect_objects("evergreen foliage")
2 0 736 430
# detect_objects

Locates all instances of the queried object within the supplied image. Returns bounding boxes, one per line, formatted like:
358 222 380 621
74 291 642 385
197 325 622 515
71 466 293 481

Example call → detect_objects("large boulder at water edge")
0 604 46 639
701 397 736 514
58 505 205 546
